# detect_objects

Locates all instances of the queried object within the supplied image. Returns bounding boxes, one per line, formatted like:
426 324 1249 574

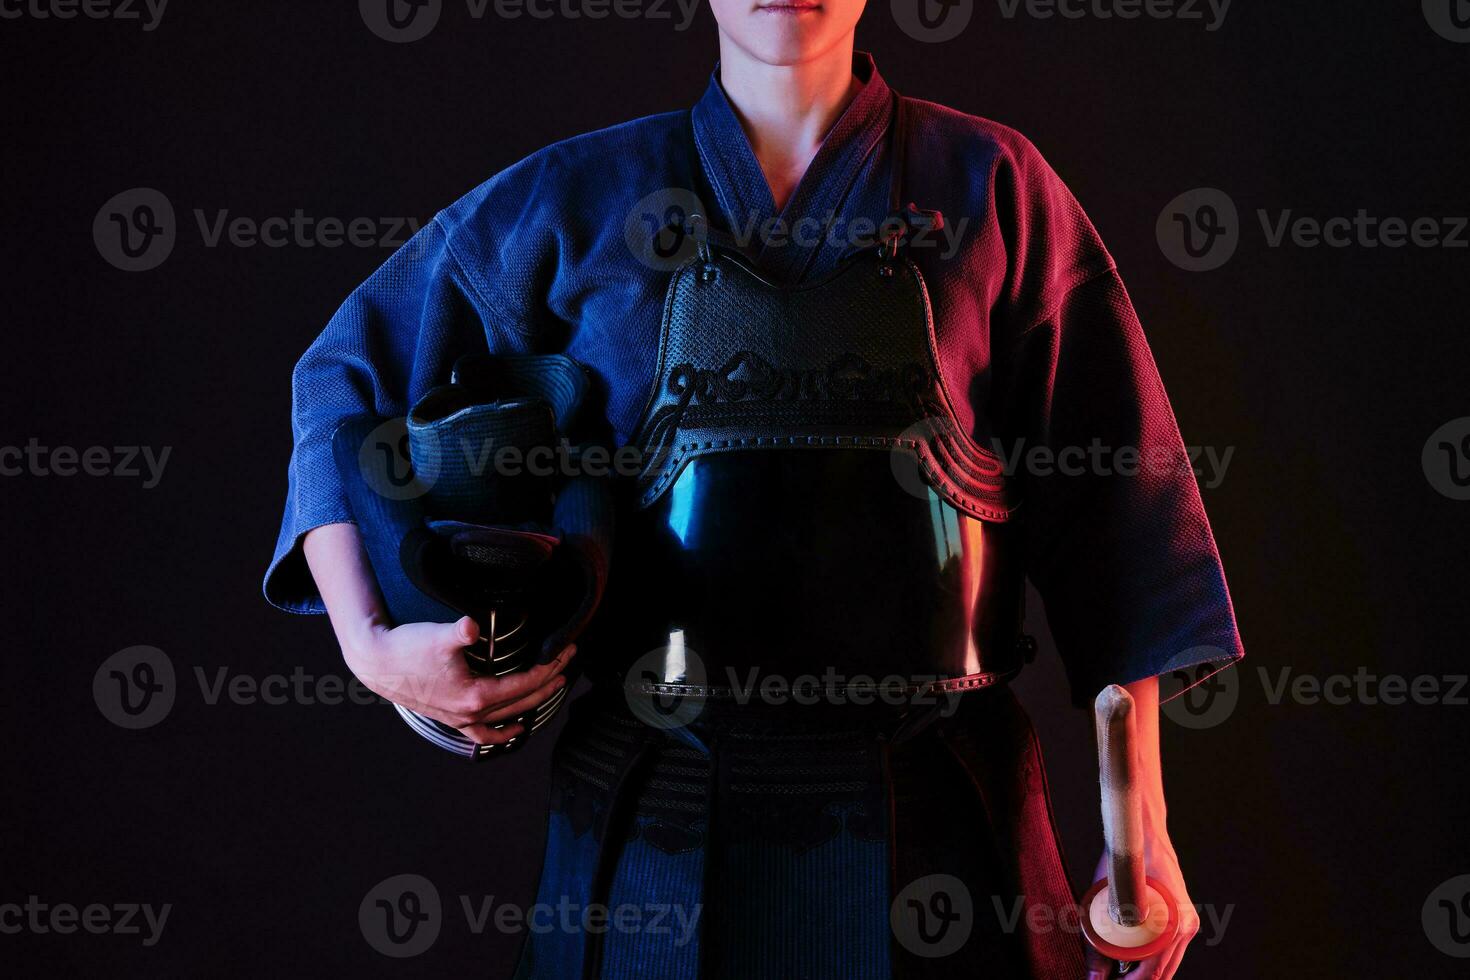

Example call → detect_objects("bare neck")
716 40 861 212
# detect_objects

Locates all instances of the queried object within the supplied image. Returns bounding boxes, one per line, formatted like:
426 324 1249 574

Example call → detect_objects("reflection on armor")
605 450 1029 709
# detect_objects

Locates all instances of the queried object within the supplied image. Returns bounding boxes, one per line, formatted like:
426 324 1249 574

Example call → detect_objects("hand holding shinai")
1081 685 1181 973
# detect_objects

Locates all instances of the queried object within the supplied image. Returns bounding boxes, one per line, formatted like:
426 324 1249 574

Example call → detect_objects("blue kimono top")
264 53 1243 978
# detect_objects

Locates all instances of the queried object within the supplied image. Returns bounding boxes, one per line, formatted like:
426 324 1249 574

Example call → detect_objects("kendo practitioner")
263 2 1243 978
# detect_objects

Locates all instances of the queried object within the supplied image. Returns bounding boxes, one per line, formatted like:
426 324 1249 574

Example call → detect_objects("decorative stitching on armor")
587 726 639 744
730 763 868 774
729 782 870 794
639 798 707 814
632 252 1017 521
561 761 612 791
644 777 708 795
926 674 1005 692
726 729 870 742
565 750 619 775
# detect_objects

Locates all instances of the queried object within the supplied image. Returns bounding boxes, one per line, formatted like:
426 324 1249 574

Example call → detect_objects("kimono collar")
690 52 895 282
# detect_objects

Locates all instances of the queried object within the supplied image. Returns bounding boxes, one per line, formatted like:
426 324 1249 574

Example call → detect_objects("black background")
4 1 1468 976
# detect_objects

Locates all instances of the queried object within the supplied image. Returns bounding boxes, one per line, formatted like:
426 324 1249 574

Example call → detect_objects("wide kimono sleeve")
986 136 1244 706
262 211 537 614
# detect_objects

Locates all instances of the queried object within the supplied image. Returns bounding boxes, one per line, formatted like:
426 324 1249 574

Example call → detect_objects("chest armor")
634 248 1010 521
607 98 1027 712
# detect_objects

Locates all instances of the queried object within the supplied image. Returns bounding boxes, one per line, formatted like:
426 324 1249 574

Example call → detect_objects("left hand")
1083 829 1200 980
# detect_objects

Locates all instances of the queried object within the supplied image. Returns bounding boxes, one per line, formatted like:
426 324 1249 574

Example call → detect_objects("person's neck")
716 40 861 212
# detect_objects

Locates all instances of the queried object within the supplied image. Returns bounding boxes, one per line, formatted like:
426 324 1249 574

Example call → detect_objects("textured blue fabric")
595 816 707 980
265 51 1242 718
517 716 903 980
518 810 604 978
712 804 891 980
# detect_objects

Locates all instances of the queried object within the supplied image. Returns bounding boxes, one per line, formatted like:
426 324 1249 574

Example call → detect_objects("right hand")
344 616 576 745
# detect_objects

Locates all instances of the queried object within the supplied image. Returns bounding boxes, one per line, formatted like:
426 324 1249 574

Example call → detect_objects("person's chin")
731 24 835 67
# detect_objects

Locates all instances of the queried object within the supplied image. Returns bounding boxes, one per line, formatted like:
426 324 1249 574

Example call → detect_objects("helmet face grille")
460 542 522 565
455 534 555 571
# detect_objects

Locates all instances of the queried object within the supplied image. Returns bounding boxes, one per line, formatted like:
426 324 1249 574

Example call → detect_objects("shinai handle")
1095 684 1148 927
